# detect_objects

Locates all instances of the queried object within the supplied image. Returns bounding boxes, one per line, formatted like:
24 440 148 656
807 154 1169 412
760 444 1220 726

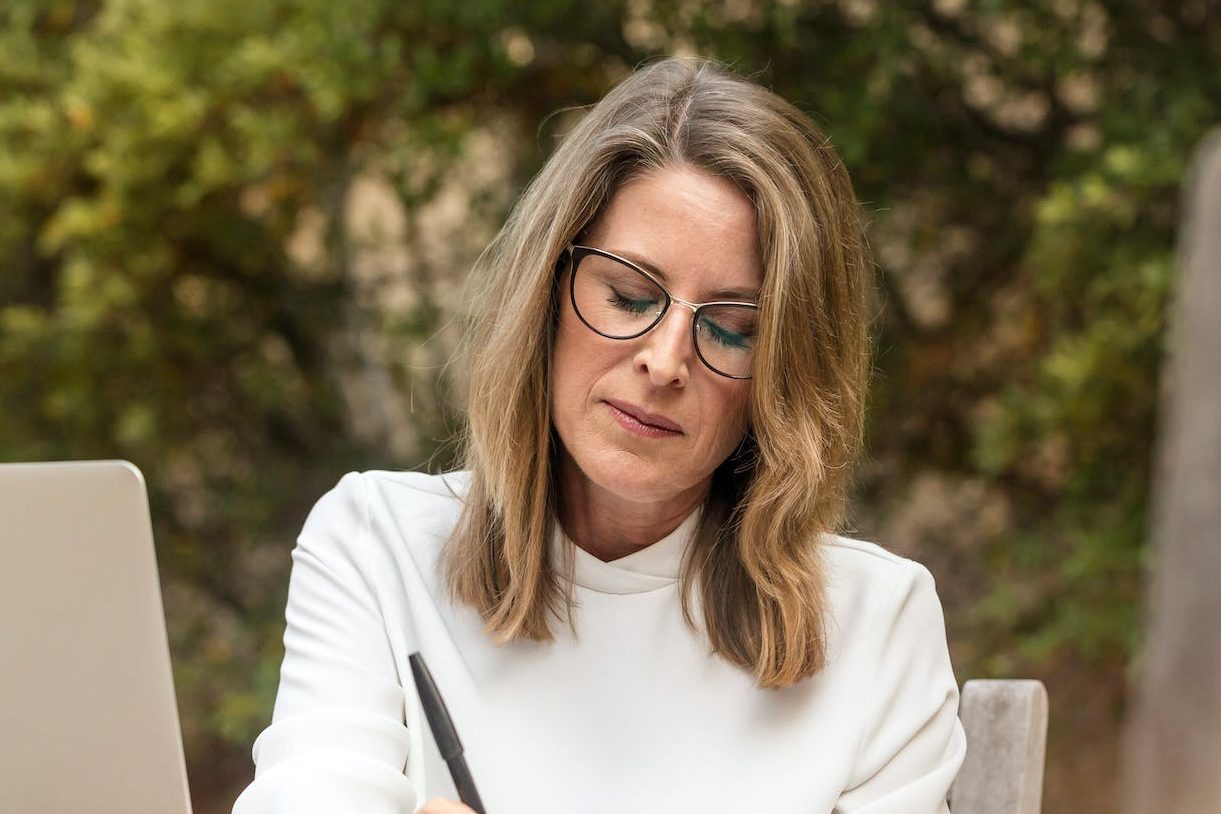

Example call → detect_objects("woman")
233 58 966 814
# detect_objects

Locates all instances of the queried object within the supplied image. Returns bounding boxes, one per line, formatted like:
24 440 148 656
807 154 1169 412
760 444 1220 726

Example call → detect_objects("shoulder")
360 468 472 507
304 469 469 522
820 533 911 569
820 532 931 590
818 533 945 642
298 469 472 557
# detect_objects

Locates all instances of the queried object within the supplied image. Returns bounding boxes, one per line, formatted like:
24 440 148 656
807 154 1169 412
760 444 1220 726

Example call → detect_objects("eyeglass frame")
562 243 758 380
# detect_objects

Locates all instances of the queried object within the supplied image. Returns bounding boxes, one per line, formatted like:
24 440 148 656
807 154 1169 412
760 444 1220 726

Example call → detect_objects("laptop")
0 460 194 814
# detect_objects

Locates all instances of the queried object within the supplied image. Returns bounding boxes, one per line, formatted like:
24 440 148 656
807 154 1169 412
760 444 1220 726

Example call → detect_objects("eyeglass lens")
570 250 756 379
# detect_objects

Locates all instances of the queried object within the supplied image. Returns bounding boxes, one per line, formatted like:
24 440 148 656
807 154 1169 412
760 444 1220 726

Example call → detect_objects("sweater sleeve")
834 560 967 814
232 472 418 814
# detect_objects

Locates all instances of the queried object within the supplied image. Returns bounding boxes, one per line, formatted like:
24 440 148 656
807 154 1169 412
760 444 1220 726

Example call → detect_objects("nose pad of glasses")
644 305 696 366
651 301 690 335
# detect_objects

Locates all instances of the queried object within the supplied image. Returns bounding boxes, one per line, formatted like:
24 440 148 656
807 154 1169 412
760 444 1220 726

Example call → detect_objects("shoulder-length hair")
445 57 873 689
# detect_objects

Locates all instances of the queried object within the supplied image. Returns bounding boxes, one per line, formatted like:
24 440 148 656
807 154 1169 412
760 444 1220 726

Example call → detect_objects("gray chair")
949 680 1049 814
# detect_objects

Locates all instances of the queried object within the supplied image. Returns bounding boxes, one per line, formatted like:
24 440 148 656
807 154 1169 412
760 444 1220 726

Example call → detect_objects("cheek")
703 382 752 450
552 305 612 418
551 319 580 421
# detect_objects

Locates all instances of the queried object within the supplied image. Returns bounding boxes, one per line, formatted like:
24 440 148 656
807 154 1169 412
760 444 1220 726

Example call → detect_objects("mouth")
603 399 684 438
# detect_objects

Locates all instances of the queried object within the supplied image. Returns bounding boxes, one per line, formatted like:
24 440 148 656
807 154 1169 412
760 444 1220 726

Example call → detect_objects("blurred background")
2 1 1218 812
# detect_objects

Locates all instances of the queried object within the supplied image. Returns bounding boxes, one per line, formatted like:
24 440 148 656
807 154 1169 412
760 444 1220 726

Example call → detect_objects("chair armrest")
949 679 1048 814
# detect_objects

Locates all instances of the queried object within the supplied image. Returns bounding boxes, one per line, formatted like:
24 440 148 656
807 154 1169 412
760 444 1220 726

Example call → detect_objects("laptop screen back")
0 460 193 814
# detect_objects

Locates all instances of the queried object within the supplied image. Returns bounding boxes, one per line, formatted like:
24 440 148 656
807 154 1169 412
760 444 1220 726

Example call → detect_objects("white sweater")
232 470 966 814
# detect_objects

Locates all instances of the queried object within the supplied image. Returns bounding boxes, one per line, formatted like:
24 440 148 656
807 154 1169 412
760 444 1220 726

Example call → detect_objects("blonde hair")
445 57 873 689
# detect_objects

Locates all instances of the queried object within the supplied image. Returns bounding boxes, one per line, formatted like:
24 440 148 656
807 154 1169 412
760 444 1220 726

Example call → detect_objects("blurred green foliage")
2 0 1218 806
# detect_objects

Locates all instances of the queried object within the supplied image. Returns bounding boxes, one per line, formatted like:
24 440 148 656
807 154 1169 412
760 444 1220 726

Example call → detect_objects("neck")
556 451 707 562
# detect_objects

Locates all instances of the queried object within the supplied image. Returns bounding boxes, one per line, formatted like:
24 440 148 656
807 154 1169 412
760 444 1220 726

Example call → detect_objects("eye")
608 288 661 315
698 315 753 349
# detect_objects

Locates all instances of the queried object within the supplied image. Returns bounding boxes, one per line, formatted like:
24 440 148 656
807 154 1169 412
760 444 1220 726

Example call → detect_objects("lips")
603 399 683 434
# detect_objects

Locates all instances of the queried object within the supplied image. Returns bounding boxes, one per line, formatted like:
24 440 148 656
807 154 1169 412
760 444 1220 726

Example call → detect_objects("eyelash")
700 318 751 349
609 290 658 314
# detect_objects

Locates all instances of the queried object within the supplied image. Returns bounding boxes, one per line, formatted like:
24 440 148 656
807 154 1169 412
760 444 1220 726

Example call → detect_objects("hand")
417 798 479 814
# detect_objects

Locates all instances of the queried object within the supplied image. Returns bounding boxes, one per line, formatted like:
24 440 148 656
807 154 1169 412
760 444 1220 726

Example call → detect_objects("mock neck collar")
552 509 701 595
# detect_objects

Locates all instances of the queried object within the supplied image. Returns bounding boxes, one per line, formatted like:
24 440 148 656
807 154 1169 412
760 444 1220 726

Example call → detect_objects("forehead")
584 165 763 296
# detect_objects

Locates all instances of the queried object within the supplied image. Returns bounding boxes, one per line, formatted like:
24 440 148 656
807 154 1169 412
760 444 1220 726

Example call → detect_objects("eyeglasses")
564 244 758 380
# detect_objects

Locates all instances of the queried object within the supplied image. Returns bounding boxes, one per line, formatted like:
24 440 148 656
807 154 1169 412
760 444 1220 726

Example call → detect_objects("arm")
232 472 418 814
835 561 968 814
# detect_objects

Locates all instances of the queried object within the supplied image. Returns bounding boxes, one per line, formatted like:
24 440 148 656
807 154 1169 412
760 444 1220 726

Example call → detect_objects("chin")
582 448 701 503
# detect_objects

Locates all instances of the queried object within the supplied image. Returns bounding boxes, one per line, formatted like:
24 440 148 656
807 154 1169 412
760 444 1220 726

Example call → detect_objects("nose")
634 304 693 387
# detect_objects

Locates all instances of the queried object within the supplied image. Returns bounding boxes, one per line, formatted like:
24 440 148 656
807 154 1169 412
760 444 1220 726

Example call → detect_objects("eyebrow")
610 249 760 303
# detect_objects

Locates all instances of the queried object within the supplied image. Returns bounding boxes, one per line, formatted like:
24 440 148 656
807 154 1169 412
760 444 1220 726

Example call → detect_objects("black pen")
408 651 487 814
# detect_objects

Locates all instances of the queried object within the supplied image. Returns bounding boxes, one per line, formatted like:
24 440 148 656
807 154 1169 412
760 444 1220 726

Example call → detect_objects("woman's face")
551 164 762 508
